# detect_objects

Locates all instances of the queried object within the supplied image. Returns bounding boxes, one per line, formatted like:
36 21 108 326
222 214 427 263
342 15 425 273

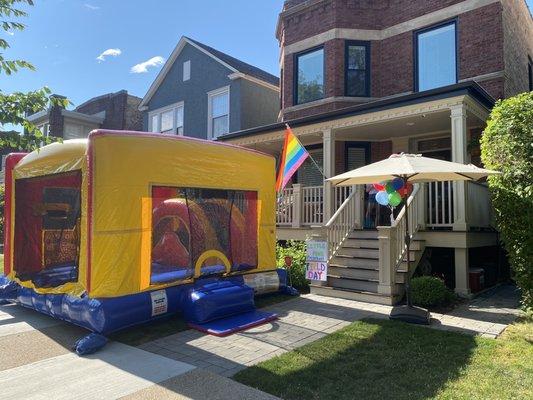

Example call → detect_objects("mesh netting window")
151 186 258 284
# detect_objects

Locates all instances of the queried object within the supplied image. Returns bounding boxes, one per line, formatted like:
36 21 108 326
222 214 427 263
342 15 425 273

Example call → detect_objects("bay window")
415 21 457 91
295 47 324 104
345 41 370 97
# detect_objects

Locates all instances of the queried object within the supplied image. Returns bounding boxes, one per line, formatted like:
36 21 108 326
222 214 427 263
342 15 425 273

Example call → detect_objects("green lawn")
234 318 533 400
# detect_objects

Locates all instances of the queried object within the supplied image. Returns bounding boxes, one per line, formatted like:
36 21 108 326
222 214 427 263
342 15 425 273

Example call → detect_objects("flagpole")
285 124 328 179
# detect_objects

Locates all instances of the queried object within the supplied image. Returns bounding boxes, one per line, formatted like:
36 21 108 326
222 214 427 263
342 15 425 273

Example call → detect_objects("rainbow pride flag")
276 126 309 192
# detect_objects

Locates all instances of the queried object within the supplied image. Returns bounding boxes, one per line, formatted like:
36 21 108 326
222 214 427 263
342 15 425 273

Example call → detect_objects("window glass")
161 110 174 133
210 90 229 138
183 60 191 81
417 23 456 91
346 45 368 97
176 106 184 135
296 48 324 104
151 114 159 132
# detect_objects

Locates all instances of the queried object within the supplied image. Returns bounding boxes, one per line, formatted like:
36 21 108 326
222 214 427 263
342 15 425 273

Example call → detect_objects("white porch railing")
427 181 453 228
467 181 492 228
276 187 294 226
377 184 424 296
302 185 323 225
325 186 363 259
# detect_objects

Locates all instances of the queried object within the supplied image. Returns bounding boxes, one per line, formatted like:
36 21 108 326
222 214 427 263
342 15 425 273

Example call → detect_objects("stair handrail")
390 183 423 271
325 185 361 260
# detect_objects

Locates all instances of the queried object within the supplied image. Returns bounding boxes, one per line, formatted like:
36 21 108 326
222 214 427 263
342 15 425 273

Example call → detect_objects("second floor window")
346 42 370 97
416 21 457 91
208 87 230 139
295 47 324 104
149 103 184 135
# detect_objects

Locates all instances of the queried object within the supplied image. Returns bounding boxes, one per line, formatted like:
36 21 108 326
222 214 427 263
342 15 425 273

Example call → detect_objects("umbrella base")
389 305 431 325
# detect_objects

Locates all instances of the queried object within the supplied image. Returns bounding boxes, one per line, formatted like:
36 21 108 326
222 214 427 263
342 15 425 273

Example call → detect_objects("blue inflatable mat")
188 310 278 337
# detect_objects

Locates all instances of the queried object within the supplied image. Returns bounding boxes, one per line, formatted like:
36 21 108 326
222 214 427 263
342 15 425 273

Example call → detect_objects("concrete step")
330 256 379 270
328 265 378 281
336 247 379 259
343 238 379 249
349 230 378 240
328 276 378 292
310 285 397 305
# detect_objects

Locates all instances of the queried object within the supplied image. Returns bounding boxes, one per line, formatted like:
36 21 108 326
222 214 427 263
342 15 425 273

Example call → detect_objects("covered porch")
220 83 499 299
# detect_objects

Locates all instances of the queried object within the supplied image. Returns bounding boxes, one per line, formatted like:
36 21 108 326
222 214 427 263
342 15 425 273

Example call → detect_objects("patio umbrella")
328 153 499 325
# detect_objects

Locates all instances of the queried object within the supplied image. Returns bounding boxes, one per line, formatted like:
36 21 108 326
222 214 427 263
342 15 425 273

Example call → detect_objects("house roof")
139 36 279 109
75 90 141 111
217 81 495 141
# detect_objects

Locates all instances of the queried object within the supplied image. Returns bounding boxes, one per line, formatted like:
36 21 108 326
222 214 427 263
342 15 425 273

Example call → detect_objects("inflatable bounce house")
0 130 295 352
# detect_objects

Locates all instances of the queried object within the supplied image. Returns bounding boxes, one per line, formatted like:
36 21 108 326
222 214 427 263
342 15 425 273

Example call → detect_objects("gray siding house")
139 37 280 139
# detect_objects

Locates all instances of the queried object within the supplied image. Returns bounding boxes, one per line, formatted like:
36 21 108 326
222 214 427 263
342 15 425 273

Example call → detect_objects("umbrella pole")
389 177 430 325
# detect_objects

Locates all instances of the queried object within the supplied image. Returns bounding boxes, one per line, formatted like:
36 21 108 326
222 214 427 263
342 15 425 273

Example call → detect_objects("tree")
0 0 67 151
480 91 533 309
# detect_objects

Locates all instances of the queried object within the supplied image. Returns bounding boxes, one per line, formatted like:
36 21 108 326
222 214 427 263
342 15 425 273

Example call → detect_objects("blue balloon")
392 177 404 191
375 190 389 206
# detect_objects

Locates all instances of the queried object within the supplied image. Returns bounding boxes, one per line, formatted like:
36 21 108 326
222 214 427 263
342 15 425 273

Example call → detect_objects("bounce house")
0 130 294 351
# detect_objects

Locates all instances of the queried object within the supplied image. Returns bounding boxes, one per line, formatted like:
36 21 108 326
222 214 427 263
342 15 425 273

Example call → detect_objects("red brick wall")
501 0 533 97
278 0 524 118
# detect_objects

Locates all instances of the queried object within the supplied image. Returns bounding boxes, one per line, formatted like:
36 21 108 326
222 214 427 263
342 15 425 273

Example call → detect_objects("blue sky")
2 0 533 108
2 0 285 106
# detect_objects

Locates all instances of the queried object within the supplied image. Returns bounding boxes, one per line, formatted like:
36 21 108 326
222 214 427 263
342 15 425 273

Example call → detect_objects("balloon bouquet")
373 178 413 225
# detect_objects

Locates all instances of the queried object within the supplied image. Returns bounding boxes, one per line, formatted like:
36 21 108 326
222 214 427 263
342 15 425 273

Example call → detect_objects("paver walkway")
139 284 522 377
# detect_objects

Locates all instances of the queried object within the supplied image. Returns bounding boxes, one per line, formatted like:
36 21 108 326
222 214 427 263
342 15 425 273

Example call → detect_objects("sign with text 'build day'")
306 240 328 281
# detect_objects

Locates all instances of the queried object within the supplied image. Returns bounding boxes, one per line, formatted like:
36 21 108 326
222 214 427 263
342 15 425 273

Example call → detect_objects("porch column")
450 104 469 231
454 248 470 297
323 128 335 222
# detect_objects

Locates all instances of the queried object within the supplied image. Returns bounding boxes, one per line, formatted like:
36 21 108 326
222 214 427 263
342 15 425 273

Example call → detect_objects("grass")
0 254 3 275
234 318 533 400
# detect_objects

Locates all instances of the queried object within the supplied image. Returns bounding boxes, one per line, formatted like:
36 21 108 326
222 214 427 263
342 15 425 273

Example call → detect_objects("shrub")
276 240 309 290
410 276 454 308
480 91 533 308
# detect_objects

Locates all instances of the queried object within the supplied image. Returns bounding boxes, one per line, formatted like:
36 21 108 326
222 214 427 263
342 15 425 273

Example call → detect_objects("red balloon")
373 183 384 191
405 183 414 195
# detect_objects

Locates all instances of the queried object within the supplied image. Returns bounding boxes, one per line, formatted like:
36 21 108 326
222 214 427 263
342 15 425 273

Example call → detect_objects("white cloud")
84 3 100 10
6 31 14 36
130 56 165 73
96 48 122 62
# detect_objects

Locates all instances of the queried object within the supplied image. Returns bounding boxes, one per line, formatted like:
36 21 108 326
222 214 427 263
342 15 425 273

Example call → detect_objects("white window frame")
183 60 191 81
207 86 230 140
148 101 185 136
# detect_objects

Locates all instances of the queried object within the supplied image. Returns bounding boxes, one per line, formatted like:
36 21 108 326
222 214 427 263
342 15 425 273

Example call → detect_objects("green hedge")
481 91 533 309
410 276 454 308
276 240 309 290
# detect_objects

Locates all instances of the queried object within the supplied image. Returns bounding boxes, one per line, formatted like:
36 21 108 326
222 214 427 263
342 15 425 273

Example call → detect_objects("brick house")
218 0 533 304
26 90 143 139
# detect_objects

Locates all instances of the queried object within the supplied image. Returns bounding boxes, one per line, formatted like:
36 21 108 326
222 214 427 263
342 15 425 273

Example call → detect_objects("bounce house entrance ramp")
183 280 277 337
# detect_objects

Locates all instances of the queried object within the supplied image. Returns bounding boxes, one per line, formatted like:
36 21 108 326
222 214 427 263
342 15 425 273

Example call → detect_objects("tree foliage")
0 0 68 151
0 0 34 75
480 91 533 309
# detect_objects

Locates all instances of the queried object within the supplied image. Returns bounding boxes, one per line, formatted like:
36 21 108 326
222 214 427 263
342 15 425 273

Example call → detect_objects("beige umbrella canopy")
328 153 498 186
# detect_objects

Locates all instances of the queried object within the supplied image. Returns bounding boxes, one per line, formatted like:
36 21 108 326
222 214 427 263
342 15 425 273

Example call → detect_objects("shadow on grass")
234 318 478 400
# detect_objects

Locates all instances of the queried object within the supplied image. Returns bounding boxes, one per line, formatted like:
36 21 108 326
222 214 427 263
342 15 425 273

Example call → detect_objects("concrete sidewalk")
0 303 278 400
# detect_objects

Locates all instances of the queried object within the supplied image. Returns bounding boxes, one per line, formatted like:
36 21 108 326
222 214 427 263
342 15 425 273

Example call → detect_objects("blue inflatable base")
0 269 292 336
188 310 278 337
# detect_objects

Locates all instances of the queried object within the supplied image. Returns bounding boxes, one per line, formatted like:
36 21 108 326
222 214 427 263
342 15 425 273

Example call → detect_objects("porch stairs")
310 230 425 305
310 183 426 305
